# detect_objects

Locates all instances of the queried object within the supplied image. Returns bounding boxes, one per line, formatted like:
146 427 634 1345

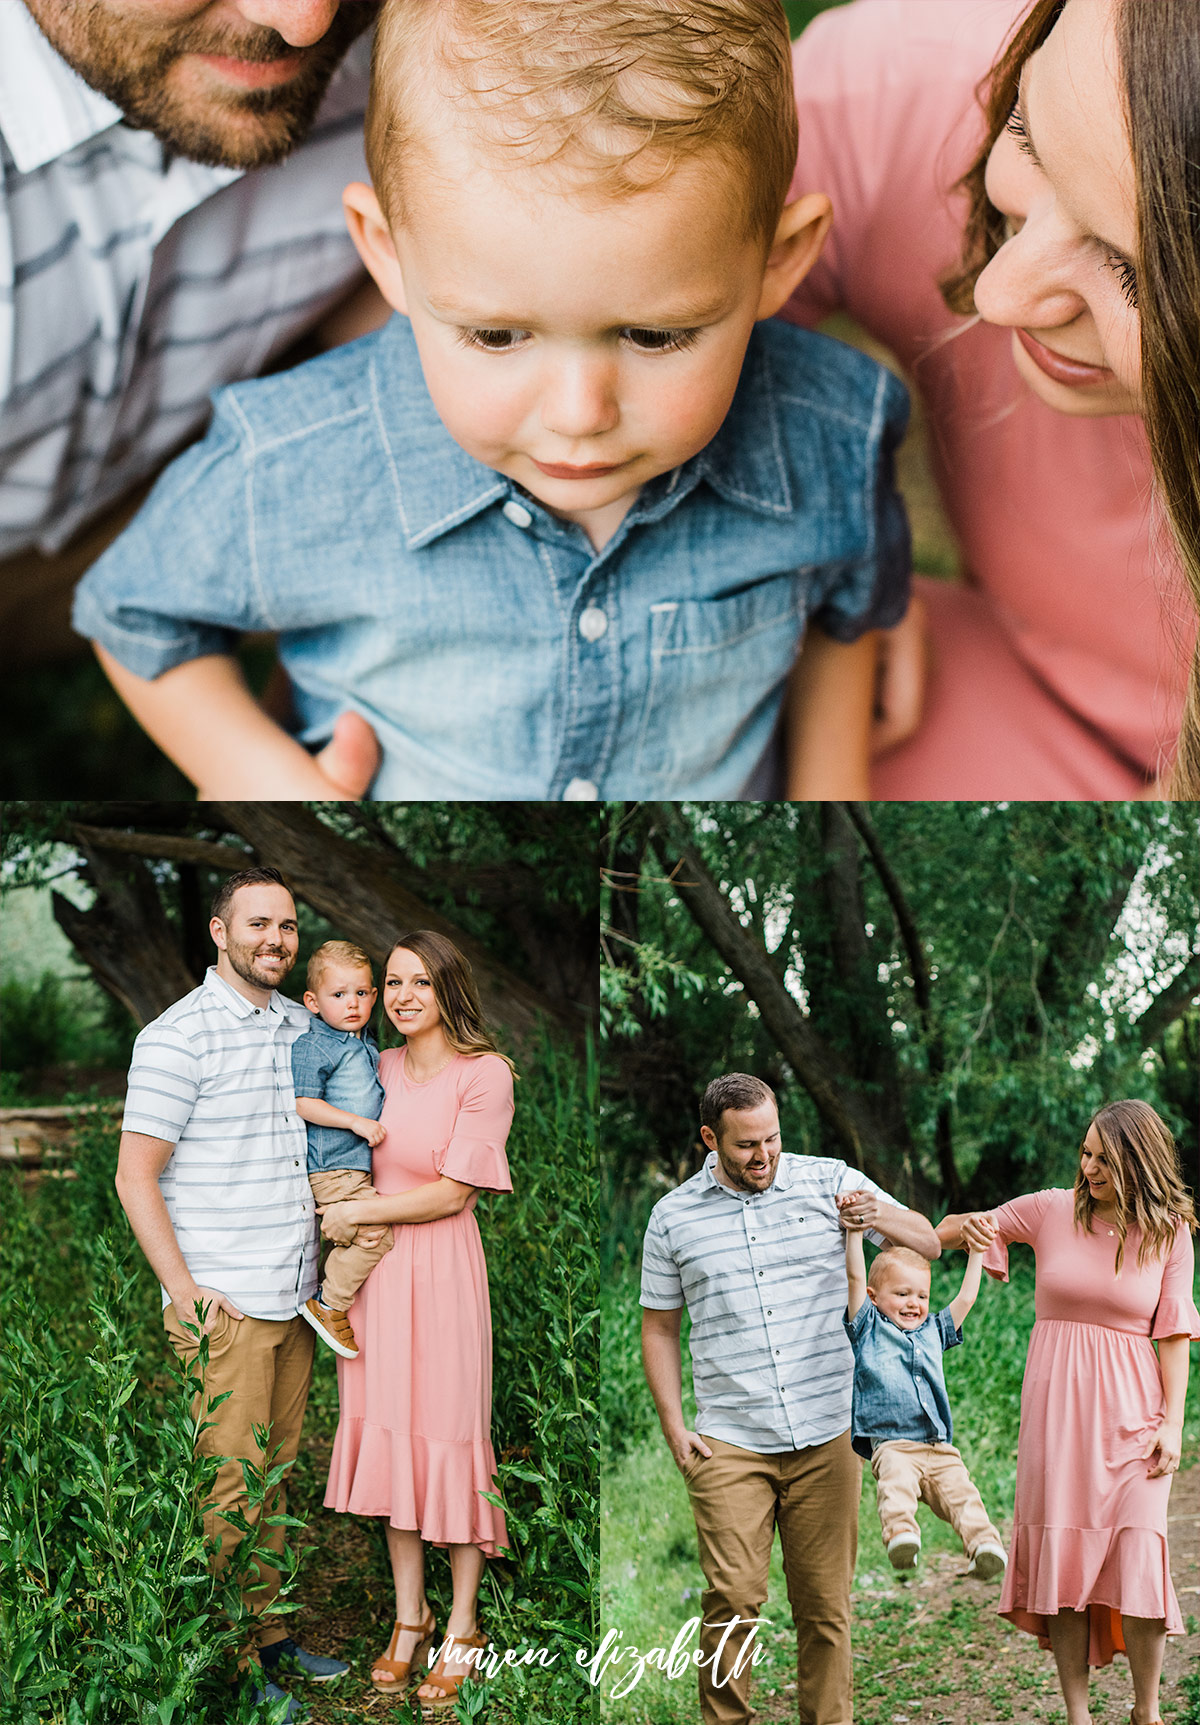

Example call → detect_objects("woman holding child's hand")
937 1102 1199 1725
319 931 515 1710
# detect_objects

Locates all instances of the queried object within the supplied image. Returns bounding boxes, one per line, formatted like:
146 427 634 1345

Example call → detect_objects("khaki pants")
308 1167 393 1311
163 1302 314 1651
684 1431 860 1725
871 1439 1000 1555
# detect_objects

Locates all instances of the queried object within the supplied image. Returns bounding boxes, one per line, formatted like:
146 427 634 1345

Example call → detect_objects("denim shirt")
73 313 910 799
844 1300 961 1460
290 1016 383 1175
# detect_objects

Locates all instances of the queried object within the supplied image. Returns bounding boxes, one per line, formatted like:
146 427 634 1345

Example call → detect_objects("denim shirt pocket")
630 569 808 786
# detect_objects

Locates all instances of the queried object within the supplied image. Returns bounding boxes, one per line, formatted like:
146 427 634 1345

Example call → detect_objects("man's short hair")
699 1073 777 1136
306 940 374 993
867 1246 931 1292
365 0 798 243
210 866 292 925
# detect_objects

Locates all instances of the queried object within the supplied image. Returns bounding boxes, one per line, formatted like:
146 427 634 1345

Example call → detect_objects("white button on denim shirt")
73 314 910 799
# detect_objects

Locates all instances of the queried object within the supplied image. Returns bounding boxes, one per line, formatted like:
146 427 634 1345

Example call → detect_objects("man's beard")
224 934 295 991
24 3 374 169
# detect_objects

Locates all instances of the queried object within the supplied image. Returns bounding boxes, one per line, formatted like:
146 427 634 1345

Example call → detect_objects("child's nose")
540 356 619 441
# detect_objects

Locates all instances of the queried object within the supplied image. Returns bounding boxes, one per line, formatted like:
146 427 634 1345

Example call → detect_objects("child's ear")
866 1286 879 1308
343 181 409 316
755 191 833 321
303 989 320 1015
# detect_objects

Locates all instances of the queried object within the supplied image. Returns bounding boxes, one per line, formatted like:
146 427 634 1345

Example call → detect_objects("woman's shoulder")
378 1045 403 1078
456 1051 515 1094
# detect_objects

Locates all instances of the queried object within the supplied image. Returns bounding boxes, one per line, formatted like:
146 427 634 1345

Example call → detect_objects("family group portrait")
2 0 1200 802
600 799 1200 1725
0 800 599 1725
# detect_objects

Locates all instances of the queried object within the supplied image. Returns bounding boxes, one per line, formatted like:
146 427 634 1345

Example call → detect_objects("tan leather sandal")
371 1612 436 1697
417 1630 487 1709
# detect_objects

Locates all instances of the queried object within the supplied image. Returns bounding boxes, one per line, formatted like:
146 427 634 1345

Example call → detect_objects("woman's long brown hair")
942 0 1200 798
1072 1099 1196 1273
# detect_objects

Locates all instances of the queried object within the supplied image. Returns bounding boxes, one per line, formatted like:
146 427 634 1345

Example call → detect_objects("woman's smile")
1016 328 1114 388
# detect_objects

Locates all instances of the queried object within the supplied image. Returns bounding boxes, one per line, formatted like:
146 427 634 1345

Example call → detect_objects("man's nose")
229 1 344 47
540 354 620 442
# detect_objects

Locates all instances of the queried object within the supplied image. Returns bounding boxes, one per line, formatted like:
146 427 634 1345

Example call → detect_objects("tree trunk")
52 843 199 1026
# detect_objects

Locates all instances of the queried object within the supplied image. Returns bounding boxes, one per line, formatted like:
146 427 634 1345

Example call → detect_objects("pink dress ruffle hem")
983 1190 1200 1667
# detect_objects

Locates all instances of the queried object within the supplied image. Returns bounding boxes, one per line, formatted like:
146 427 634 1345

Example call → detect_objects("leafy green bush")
0 972 135 1079
0 1240 301 1725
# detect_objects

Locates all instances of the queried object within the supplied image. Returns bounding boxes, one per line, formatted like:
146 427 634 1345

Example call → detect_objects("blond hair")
1074 1099 1196 1273
867 1245 931 1293
306 940 374 993
365 0 798 243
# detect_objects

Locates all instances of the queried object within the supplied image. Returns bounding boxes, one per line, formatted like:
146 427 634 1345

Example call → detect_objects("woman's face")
974 0 1141 417
1080 1123 1118 1207
383 946 443 1036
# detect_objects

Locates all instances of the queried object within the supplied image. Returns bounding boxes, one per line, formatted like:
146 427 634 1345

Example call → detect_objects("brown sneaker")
301 1296 359 1359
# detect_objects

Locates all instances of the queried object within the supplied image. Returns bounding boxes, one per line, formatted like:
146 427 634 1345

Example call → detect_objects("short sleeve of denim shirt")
804 364 911 644
71 395 268 679
290 1027 335 1101
934 1307 963 1353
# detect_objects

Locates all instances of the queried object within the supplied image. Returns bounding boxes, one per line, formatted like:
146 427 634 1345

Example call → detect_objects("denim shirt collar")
370 315 796 551
303 1012 379 1053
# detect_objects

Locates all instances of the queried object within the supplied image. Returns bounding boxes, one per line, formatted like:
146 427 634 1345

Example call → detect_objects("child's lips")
533 459 625 480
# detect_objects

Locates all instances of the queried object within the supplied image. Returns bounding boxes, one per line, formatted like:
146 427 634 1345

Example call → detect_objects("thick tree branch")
1131 952 1200 1049
70 825 252 873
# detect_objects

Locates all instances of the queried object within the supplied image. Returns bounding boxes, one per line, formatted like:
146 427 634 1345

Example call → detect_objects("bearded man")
114 864 384 1717
2 0 385 666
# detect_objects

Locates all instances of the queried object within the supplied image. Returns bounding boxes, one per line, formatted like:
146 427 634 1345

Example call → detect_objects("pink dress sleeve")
1151 1222 1200 1340
982 1189 1059 1283
436 1055 514 1194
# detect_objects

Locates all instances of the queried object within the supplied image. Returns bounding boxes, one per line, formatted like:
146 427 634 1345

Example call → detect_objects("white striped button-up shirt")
0 2 373 556
122 966 317 1320
640 1150 901 1453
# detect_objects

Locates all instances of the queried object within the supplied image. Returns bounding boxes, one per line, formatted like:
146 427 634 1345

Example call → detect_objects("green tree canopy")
602 801 1199 1212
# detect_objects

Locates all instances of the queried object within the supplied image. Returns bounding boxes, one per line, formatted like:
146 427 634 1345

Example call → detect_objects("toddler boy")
72 0 909 801
293 940 391 1360
843 1227 1007 1578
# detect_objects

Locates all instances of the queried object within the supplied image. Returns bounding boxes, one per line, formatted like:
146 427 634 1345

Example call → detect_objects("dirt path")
755 1465 1199 1725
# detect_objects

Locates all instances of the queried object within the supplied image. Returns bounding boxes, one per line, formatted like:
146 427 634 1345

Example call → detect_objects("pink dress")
324 1048 514 1556
983 1190 1200 1666
786 1 1193 796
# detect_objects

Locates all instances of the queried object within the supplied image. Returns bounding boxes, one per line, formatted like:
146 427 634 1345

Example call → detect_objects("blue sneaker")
260 1638 350 1684
247 1679 306 1722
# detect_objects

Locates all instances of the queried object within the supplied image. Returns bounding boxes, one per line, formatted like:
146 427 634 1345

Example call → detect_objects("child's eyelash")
458 327 528 352
1104 250 1139 309
622 327 701 353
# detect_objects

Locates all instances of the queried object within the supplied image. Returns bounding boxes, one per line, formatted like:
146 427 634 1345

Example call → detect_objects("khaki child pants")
684 1431 860 1725
163 1302 314 1652
308 1167 393 1311
871 1438 1000 1554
